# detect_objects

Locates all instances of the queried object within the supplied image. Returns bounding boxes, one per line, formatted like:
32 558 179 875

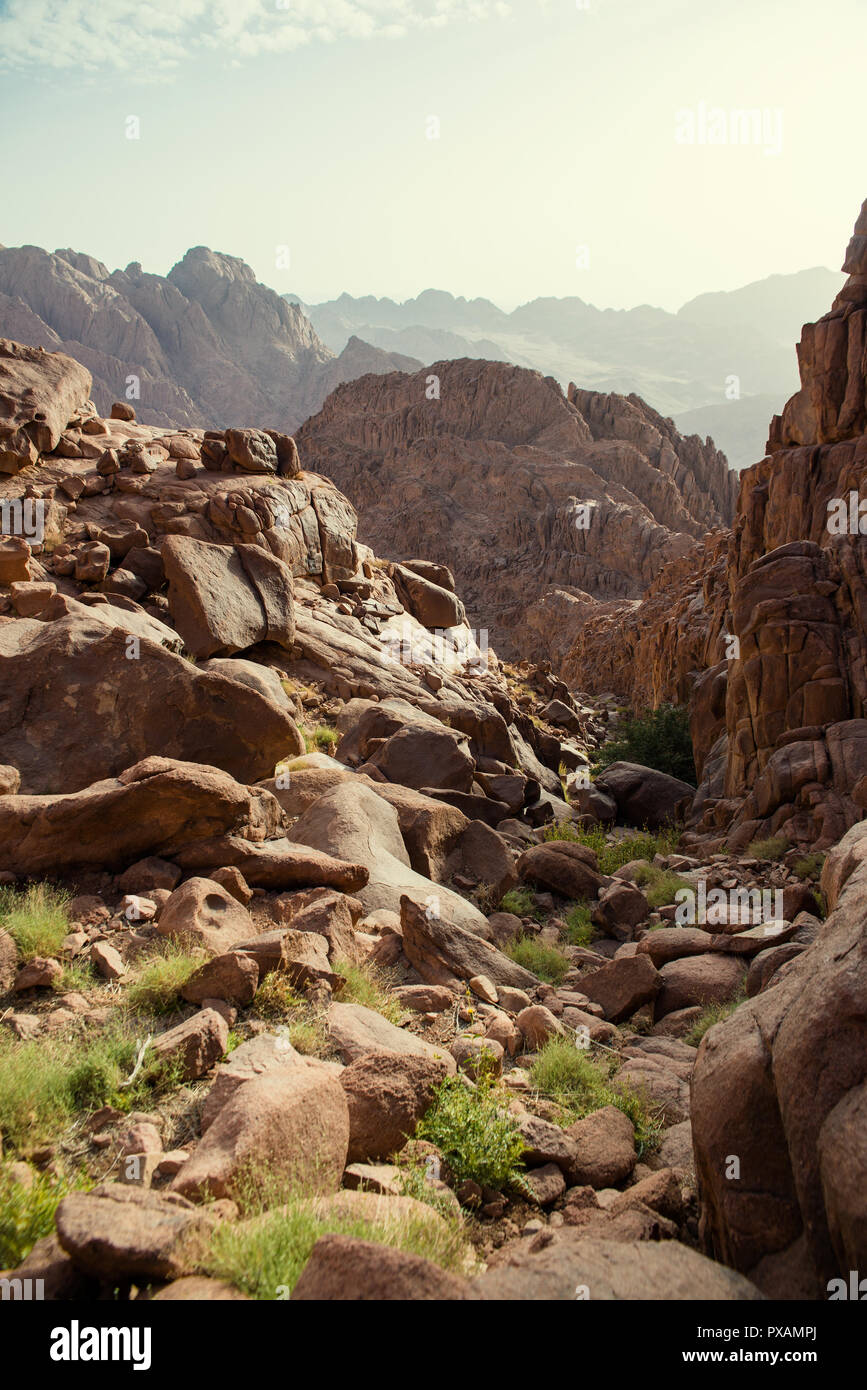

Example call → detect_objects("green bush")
530 1037 661 1156
0 1161 90 1268
745 835 789 862
632 864 692 908
499 887 542 920
202 1179 468 1299
563 901 595 947
0 883 70 961
685 991 747 1046
594 703 696 786
416 1075 526 1190
505 935 570 984
540 821 681 876
793 851 825 881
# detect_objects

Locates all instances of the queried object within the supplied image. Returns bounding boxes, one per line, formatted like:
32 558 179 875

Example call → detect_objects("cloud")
0 0 513 74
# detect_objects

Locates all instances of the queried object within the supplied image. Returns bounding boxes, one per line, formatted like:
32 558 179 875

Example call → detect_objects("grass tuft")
530 1037 661 1156
505 934 570 984
0 883 71 962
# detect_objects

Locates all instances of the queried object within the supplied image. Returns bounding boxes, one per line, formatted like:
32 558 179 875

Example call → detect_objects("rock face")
0 339 92 473
0 245 419 432
571 198 867 850
0 612 302 794
296 359 735 659
691 822 867 1296
162 537 296 658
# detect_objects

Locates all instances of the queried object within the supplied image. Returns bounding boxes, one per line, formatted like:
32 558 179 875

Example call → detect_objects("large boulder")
473 1233 764 1300
173 1067 349 1205
517 841 605 899
0 612 303 794
292 1233 469 1301
0 339 92 473
399 895 537 990
0 757 281 876
341 1051 451 1162
156 877 256 955
593 762 695 830
327 1001 457 1070
290 782 488 932
55 1185 214 1282
162 537 295 659
369 724 475 794
691 821 867 1297
392 564 466 630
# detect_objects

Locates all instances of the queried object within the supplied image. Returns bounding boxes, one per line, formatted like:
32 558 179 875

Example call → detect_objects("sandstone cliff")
296 359 735 662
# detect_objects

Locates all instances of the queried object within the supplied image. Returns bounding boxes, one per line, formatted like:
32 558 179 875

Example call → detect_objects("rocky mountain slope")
296 359 736 662
295 269 844 471
571 200 867 855
0 245 419 433
0 209 864 1306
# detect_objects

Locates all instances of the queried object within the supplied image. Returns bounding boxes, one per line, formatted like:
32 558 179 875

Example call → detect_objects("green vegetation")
530 1037 661 1156
252 972 303 1021
201 1175 469 1299
632 864 692 909
303 725 339 754
594 702 696 785
499 887 542 920
505 934 570 984
745 835 790 862
0 1023 182 1152
540 821 681 875
0 882 70 961
417 1074 527 1191
0 1161 91 1268
125 941 206 1015
563 901 595 947
794 851 825 881
685 991 747 1047
334 959 403 1025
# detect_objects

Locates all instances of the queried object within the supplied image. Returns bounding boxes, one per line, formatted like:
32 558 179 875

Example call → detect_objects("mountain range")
292 268 844 470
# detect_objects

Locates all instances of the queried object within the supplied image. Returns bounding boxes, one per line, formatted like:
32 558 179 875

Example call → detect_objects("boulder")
591 880 650 941
393 564 466 630
181 952 260 1006
654 954 746 1019
0 757 282 877
341 1051 451 1162
369 724 475 794
400 895 537 991
326 1001 457 1071
172 834 369 894
173 1067 349 1205
55 1184 214 1281
580 954 662 1023
290 782 488 933
151 1009 229 1081
517 842 604 900
0 612 302 793
291 1233 469 1300
156 878 256 956
162 537 296 659
564 1106 637 1187
593 762 695 830
0 339 92 473
474 1233 764 1300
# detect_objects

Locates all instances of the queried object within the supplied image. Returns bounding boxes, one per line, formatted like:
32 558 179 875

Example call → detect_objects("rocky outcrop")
296 359 735 660
0 339 92 473
691 822 867 1296
0 245 419 433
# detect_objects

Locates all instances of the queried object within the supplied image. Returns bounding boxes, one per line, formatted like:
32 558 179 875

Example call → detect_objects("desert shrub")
563 901 595 947
540 822 681 875
632 864 692 909
125 942 206 1015
793 851 825 881
685 991 747 1046
0 883 71 961
594 703 696 786
202 1175 468 1299
745 835 789 862
334 959 403 1024
416 1074 526 1190
0 1161 91 1268
505 935 570 984
252 972 303 1021
530 1037 661 1156
499 887 542 920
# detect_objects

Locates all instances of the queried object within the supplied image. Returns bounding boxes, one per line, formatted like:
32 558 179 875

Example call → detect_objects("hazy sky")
1 0 864 310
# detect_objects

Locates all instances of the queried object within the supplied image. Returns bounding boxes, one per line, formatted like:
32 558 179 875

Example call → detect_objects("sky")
1 0 864 311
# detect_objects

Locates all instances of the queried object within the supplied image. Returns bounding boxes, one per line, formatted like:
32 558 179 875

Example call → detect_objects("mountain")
0 245 420 433
294 269 845 469
296 357 736 662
